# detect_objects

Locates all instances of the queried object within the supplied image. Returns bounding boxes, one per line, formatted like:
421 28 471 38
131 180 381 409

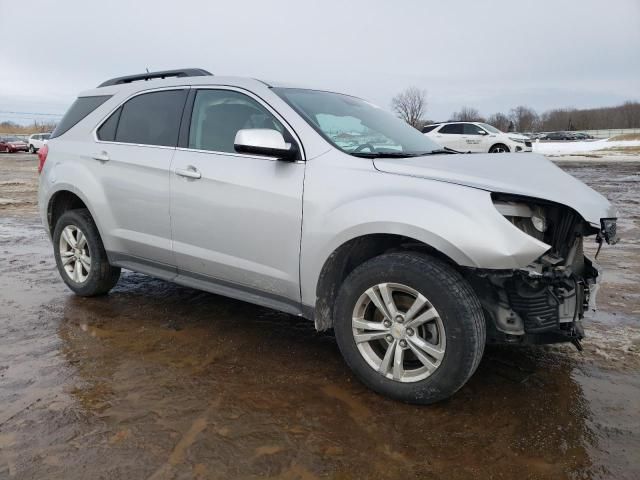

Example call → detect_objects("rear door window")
439 124 463 134
109 90 187 147
51 95 112 138
421 125 438 133
463 124 485 135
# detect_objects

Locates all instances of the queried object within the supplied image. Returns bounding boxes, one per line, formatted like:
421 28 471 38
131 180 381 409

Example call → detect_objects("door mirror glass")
234 129 297 160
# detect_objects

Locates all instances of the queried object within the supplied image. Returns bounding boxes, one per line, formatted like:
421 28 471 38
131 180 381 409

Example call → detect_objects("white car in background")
422 122 532 153
28 133 51 153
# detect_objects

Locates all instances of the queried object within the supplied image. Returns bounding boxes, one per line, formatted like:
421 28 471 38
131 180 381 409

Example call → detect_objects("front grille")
525 140 532 147
506 282 559 333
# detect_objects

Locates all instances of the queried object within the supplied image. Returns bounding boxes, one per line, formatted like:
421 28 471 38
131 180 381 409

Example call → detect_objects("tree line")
392 87 640 132
0 120 57 135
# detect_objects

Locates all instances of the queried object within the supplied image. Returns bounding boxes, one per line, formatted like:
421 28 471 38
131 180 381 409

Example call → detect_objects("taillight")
37 144 48 173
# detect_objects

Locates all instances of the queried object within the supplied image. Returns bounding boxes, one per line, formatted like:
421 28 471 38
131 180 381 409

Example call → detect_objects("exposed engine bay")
469 194 618 349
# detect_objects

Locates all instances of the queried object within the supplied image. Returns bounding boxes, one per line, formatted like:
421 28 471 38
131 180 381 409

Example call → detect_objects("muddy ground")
1 153 638 479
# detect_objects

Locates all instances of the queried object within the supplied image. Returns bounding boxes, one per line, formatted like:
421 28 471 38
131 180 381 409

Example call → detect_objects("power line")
0 110 63 117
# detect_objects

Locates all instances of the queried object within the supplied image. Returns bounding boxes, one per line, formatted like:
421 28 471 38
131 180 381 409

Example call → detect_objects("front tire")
29 145 36 154
333 252 485 404
53 209 120 296
489 143 509 153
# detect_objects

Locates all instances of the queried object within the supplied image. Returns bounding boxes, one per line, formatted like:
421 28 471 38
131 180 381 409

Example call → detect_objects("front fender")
300 159 549 306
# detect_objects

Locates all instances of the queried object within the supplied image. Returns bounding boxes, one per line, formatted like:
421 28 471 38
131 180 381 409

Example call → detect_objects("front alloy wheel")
333 252 486 404
352 283 446 382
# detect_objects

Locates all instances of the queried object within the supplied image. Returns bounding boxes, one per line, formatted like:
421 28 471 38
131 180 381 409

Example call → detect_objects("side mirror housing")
234 129 298 161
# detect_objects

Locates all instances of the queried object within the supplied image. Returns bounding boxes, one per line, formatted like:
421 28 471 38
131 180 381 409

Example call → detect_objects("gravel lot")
1 153 639 479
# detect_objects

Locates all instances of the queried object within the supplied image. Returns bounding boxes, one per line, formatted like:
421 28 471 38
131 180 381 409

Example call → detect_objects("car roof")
80 73 319 99
425 121 482 126
80 69 357 100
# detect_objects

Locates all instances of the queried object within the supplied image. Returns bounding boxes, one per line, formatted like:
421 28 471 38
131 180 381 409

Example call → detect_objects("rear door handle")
175 167 202 179
91 151 110 162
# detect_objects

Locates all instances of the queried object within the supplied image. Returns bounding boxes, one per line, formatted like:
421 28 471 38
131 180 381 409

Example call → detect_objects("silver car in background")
38 69 618 403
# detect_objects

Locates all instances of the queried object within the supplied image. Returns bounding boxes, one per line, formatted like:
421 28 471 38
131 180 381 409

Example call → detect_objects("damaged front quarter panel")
469 195 608 349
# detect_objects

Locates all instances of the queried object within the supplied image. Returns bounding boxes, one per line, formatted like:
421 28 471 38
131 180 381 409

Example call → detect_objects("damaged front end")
469 194 618 349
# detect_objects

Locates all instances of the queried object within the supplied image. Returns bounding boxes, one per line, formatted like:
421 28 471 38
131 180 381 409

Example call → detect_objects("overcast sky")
1 0 638 124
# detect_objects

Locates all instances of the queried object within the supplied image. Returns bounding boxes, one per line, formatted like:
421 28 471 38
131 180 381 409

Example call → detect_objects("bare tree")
486 112 510 132
509 105 539 132
450 106 484 122
391 87 427 128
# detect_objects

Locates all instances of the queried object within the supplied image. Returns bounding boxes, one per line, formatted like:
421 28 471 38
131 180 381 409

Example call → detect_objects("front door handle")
91 151 110 162
175 167 202 179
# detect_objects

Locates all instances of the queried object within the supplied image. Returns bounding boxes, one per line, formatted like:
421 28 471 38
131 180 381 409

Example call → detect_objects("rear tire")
53 209 120 296
489 143 509 153
333 252 485 404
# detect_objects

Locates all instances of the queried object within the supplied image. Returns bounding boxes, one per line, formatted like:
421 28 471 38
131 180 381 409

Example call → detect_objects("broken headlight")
600 218 619 244
493 200 547 241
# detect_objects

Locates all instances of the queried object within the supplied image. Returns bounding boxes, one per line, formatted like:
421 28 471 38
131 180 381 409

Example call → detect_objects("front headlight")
508 137 525 144
494 200 546 241
531 207 547 232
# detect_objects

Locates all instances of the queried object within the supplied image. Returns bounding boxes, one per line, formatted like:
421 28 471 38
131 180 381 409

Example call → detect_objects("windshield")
273 88 441 157
479 123 502 134
5 137 20 142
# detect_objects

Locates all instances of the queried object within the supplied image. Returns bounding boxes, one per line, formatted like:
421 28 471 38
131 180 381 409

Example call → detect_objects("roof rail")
97 68 213 88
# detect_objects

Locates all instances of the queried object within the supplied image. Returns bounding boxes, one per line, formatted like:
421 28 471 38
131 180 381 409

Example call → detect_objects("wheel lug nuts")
399 340 407 348
385 335 393 342
406 328 414 336
383 320 392 328
395 315 404 323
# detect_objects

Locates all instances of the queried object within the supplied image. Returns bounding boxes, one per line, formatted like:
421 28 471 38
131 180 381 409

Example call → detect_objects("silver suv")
38 69 618 403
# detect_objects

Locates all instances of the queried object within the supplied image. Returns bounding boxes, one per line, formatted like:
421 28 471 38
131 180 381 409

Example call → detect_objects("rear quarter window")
51 95 112 139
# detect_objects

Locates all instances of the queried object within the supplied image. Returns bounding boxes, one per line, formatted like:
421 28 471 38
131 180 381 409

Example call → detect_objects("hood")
506 133 528 140
373 152 616 224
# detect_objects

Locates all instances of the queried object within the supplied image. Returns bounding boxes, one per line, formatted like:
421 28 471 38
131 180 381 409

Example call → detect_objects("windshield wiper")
422 147 460 155
350 148 460 158
350 152 430 159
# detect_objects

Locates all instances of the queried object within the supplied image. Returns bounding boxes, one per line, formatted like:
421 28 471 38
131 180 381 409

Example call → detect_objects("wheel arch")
311 232 465 331
46 187 103 240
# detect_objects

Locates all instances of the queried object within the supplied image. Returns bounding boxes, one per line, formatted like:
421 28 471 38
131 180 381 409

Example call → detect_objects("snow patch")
532 139 640 155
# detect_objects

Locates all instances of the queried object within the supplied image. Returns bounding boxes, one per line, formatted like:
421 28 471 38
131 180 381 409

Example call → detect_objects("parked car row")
538 131 594 141
0 133 51 153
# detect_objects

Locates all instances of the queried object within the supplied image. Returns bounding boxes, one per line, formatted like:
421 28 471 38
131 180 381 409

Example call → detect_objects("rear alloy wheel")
59 225 92 283
334 252 485 404
489 144 509 153
53 209 120 296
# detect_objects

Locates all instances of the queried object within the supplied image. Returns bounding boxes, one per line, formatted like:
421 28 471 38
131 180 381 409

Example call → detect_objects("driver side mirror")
234 129 298 161
478 130 488 135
